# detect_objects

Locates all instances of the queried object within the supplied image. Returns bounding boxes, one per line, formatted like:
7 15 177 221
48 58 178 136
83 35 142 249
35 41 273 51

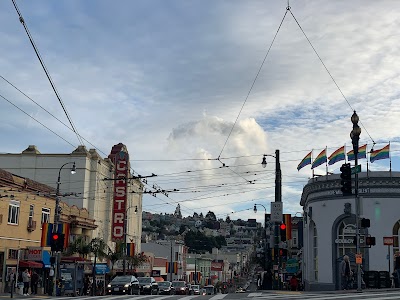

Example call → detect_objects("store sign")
27 247 43 261
112 151 129 241
335 238 354 244
383 236 394 245
211 261 223 271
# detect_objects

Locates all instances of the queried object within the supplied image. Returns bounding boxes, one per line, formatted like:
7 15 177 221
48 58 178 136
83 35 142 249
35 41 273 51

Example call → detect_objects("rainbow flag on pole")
370 144 390 163
126 243 135 257
297 151 312 171
311 149 327 169
347 144 367 161
41 223 70 248
328 146 345 165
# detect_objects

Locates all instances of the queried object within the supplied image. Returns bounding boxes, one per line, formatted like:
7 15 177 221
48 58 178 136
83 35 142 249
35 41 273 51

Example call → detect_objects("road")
2 290 400 300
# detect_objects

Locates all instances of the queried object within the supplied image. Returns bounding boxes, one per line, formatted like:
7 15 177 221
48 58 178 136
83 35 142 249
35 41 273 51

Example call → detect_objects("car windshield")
158 282 170 287
192 285 200 290
172 281 185 287
138 277 151 284
111 276 132 283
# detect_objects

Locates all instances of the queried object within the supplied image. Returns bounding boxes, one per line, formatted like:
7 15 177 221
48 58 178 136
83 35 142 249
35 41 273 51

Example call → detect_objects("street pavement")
2 290 400 300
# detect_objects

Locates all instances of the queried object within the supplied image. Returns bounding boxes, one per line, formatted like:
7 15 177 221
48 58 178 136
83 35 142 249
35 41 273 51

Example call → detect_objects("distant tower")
174 204 182 219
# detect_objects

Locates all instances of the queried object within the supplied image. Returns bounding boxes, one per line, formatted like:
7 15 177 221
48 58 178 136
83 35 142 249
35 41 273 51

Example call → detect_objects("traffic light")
280 223 287 242
361 218 370 228
365 236 376 246
340 163 352 196
279 248 287 257
50 233 65 252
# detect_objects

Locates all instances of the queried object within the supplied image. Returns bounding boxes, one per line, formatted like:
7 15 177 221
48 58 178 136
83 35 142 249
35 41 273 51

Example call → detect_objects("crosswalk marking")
255 291 400 300
248 292 263 297
209 294 228 299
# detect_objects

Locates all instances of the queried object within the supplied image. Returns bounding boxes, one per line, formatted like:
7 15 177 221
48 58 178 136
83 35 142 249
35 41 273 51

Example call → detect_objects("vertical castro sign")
112 151 129 241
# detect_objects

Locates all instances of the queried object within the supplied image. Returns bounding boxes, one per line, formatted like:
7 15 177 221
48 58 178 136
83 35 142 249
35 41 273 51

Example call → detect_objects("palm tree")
89 238 108 296
127 252 148 273
65 236 91 258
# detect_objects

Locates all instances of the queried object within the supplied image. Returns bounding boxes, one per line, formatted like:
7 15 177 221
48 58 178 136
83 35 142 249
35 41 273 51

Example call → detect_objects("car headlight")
124 284 130 287
144 285 150 288
107 284 111 288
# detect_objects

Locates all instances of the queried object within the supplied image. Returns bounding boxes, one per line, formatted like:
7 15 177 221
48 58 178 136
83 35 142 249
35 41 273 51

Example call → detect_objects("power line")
11 0 84 147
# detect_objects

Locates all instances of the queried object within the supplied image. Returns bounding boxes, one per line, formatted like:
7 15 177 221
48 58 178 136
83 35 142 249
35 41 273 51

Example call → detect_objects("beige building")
0 144 143 253
0 168 96 293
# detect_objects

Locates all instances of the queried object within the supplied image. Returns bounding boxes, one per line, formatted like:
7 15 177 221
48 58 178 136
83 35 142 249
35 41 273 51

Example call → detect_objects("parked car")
191 284 201 295
137 277 159 295
172 281 189 295
106 275 140 295
158 281 175 295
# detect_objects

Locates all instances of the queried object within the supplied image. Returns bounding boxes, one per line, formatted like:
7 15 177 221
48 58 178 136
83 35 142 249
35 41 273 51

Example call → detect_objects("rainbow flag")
370 144 390 163
328 146 345 165
311 149 327 169
282 214 292 240
41 223 70 248
297 151 312 171
347 144 367 161
166 262 178 275
126 243 135 257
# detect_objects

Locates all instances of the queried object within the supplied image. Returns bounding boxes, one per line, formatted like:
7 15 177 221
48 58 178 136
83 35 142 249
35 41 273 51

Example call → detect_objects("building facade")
301 171 400 290
0 144 143 252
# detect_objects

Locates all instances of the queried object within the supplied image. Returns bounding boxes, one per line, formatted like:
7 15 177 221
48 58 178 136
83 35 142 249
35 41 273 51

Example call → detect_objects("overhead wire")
11 0 84 147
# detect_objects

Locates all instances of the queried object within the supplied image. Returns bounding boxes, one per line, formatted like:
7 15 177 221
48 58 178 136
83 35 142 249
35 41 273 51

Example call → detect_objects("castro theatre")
301 171 400 290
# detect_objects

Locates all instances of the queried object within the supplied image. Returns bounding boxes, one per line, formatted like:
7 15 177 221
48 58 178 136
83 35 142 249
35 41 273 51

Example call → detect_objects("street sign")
271 202 283 222
356 253 362 264
383 236 394 245
351 165 361 174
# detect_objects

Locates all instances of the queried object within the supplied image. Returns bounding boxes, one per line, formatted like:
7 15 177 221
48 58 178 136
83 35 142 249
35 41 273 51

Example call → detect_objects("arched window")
337 219 356 258
310 220 318 281
392 220 400 255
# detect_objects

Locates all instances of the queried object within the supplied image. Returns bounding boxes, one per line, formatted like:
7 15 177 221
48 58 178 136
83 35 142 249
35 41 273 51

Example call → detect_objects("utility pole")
275 150 282 289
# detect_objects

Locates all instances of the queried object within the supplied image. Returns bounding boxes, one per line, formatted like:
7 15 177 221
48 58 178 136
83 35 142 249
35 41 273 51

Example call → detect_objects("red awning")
19 260 43 268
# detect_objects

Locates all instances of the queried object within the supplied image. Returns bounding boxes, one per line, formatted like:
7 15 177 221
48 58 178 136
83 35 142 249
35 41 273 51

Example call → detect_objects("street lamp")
53 161 76 296
350 111 362 292
123 205 138 275
254 204 268 271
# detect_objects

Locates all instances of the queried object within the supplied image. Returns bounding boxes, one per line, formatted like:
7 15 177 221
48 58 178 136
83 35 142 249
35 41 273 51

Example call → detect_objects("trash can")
379 271 391 288
364 271 379 288
17 283 24 295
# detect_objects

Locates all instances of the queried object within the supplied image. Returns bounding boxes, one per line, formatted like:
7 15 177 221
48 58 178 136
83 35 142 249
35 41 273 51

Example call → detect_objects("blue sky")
0 0 399 223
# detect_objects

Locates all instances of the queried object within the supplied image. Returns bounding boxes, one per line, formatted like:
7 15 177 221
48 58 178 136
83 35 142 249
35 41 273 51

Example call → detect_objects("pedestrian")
394 251 400 288
31 270 39 295
22 269 31 296
289 275 299 291
340 255 352 290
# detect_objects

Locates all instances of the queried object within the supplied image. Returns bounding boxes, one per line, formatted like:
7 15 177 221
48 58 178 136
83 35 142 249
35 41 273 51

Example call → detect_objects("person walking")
31 270 39 295
22 269 31 296
340 255 352 290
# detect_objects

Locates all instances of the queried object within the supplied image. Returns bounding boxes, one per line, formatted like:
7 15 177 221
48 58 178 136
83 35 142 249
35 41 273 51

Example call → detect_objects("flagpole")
389 142 392 176
344 144 347 163
366 143 369 178
325 146 328 178
311 150 314 179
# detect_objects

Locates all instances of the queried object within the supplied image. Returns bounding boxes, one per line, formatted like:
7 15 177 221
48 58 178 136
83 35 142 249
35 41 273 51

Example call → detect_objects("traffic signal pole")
274 150 282 289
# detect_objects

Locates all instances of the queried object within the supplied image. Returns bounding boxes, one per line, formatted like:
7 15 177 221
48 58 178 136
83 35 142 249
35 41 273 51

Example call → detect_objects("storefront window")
337 221 356 257
392 221 400 254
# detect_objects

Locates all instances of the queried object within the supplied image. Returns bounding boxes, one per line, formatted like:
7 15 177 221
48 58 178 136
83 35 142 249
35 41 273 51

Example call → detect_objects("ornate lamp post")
350 111 362 292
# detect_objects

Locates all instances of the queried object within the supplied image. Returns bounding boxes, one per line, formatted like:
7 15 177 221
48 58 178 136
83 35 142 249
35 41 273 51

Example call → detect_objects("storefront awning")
19 260 43 268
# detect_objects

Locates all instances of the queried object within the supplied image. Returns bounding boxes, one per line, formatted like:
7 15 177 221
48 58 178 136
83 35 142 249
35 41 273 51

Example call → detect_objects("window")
8 201 20 225
392 220 400 255
41 208 50 224
29 205 34 223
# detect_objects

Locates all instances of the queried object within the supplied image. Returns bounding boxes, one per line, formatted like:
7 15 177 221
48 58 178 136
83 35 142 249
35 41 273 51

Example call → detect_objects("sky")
0 0 399 224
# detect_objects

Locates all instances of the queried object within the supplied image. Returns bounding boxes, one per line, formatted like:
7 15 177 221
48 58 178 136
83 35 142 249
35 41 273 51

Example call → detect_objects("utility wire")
287 7 375 145
11 0 85 147
218 8 289 159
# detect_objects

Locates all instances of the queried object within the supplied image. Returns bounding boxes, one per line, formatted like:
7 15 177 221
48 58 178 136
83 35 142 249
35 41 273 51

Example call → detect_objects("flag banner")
165 262 178 274
347 144 367 161
311 149 327 169
126 243 135 257
283 214 292 240
328 146 345 165
297 151 312 171
370 144 390 163
41 223 70 248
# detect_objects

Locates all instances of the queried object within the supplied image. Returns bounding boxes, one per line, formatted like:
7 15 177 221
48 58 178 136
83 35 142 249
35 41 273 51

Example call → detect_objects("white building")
301 171 400 290
0 144 143 251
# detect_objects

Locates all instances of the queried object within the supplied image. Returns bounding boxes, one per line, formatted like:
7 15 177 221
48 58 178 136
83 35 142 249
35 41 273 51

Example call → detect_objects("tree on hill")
205 211 216 221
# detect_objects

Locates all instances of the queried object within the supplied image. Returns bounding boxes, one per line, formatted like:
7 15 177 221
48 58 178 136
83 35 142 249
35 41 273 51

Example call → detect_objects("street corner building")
300 171 400 291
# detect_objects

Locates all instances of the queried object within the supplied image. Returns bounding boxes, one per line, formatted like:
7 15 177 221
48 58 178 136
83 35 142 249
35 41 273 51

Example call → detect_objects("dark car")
158 281 175 295
106 275 140 295
137 277 159 295
172 281 189 295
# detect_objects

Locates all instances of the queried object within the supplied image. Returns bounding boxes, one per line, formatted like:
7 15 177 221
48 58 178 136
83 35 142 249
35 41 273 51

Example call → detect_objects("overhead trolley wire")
11 0 85 147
